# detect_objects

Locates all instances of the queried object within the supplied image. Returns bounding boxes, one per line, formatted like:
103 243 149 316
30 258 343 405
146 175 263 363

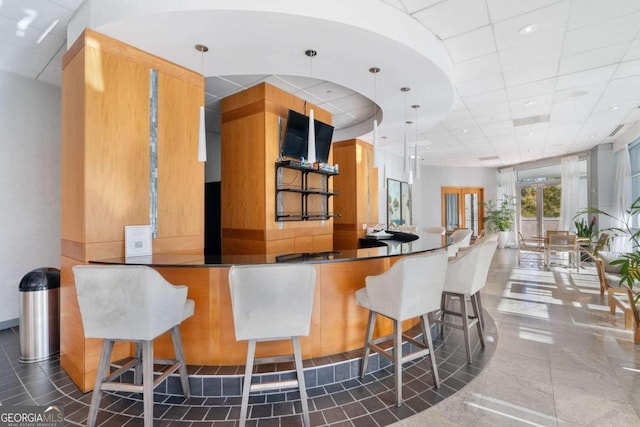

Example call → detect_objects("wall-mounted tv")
281 109 334 163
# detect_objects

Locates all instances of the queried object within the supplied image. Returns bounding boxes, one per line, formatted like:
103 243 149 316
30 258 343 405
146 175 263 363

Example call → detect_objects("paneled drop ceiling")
2 0 640 167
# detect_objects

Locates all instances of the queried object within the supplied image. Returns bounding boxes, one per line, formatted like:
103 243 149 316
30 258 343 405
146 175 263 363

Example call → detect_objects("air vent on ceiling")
513 114 550 127
609 124 624 137
478 155 500 161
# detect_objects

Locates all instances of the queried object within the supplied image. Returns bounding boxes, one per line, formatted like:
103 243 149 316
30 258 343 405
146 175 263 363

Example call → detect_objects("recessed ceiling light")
519 24 539 35
589 135 596 139
524 100 536 106
461 129 468 133
611 105 619 110
528 150 534 153
527 132 534 136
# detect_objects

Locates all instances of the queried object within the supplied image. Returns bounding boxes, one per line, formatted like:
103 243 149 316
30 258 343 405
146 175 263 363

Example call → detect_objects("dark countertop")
91 232 448 267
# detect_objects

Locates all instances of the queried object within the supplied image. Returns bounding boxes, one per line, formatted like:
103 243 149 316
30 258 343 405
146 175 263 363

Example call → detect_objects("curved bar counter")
91 233 447 366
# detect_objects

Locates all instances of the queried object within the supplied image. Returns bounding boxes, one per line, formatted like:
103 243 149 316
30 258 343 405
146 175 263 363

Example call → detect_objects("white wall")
377 152 498 229
0 71 61 324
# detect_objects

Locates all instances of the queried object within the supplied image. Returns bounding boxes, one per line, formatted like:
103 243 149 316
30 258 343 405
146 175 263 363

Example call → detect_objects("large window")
630 141 640 202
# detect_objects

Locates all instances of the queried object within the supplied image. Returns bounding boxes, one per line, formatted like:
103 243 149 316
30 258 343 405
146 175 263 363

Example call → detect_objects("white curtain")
558 155 579 231
611 147 632 252
499 167 517 247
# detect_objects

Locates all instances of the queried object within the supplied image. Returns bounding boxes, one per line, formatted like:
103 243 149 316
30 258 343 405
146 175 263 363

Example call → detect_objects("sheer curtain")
558 155 579 231
499 167 517 247
611 147 632 252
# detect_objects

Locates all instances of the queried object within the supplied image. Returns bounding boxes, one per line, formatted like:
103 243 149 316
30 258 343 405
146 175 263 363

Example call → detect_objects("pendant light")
305 49 317 163
412 104 421 181
370 67 382 168
401 87 410 174
195 44 209 162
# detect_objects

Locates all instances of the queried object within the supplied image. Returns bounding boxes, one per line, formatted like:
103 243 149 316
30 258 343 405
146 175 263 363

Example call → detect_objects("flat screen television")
281 110 308 160
281 110 335 163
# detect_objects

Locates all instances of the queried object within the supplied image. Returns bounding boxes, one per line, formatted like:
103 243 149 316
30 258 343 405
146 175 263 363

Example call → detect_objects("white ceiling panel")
399 0 441 14
558 42 630 76
563 12 640 56
498 34 564 72
473 110 513 124
443 25 497 63
624 38 640 61
413 0 490 40
300 81 356 103
455 72 504 97
506 78 557 100
442 117 478 130
381 0 407 11
502 59 558 87
568 0 640 30
453 52 501 83
613 59 640 80
555 65 617 90
441 108 474 122
462 88 508 108
492 1 570 51
598 74 640 105
468 101 511 117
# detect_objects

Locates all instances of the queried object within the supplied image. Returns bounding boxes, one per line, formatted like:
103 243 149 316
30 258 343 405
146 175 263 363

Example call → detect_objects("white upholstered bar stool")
72 265 194 427
228 264 316 427
356 250 448 407
424 226 446 235
446 228 473 257
436 240 497 364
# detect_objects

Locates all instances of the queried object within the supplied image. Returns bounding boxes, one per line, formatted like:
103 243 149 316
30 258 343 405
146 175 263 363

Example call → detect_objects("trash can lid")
19 267 60 291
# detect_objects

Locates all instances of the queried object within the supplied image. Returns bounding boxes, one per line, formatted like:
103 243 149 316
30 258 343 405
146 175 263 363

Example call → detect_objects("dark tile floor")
0 314 496 426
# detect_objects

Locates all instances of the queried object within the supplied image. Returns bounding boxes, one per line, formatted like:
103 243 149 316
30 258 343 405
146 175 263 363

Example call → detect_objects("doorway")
441 186 484 236
518 183 561 238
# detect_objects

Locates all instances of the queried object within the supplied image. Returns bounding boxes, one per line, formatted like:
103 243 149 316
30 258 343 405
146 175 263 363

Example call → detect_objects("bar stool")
436 240 497 364
447 228 473 257
72 265 194 427
228 264 316 427
355 250 448 407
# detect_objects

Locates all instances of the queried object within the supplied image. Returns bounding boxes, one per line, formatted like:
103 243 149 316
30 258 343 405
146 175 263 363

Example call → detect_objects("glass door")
519 184 561 237
441 186 484 236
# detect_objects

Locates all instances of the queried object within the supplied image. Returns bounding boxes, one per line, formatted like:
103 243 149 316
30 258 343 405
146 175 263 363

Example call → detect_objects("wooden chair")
545 233 578 271
595 254 633 325
578 233 610 264
517 232 545 266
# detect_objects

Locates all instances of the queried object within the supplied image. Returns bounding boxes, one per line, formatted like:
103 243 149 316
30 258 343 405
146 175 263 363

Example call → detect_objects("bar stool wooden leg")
471 294 485 348
420 314 440 388
475 292 485 328
88 339 114 427
239 340 257 427
133 342 142 385
171 326 191 398
292 336 310 427
393 319 403 407
459 294 472 364
360 310 376 377
142 340 154 427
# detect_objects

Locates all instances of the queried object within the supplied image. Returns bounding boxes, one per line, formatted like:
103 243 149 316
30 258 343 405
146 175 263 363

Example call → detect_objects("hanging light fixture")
370 67 382 168
305 49 317 164
195 44 209 162
412 104 420 181
401 87 410 174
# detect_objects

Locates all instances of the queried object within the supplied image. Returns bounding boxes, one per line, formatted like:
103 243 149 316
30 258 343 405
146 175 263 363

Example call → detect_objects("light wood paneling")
333 139 378 250
220 83 333 254
157 73 204 239
60 30 204 391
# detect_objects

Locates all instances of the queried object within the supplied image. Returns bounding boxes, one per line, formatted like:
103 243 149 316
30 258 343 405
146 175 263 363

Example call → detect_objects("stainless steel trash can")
19 267 60 363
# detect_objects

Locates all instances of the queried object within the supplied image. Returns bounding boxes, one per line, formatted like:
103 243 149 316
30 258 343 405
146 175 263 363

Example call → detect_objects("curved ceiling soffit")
69 0 455 143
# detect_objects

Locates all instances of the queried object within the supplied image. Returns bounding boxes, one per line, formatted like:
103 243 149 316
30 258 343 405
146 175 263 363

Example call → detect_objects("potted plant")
483 197 515 249
574 216 596 261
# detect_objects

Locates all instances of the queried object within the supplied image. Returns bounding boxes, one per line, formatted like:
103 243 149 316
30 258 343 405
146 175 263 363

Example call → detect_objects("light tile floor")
395 248 640 426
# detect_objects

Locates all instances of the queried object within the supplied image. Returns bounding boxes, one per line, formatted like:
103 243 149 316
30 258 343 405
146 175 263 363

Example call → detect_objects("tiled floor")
0 285 495 426
2 249 639 426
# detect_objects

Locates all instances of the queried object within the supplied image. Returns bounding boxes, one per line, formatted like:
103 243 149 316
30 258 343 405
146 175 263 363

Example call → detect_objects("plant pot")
497 231 509 249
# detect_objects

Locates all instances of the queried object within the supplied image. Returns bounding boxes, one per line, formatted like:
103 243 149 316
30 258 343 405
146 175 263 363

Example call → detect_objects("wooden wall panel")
61 29 205 391
221 83 334 254
60 47 85 246
333 139 378 250
157 73 204 241
83 45 150 244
